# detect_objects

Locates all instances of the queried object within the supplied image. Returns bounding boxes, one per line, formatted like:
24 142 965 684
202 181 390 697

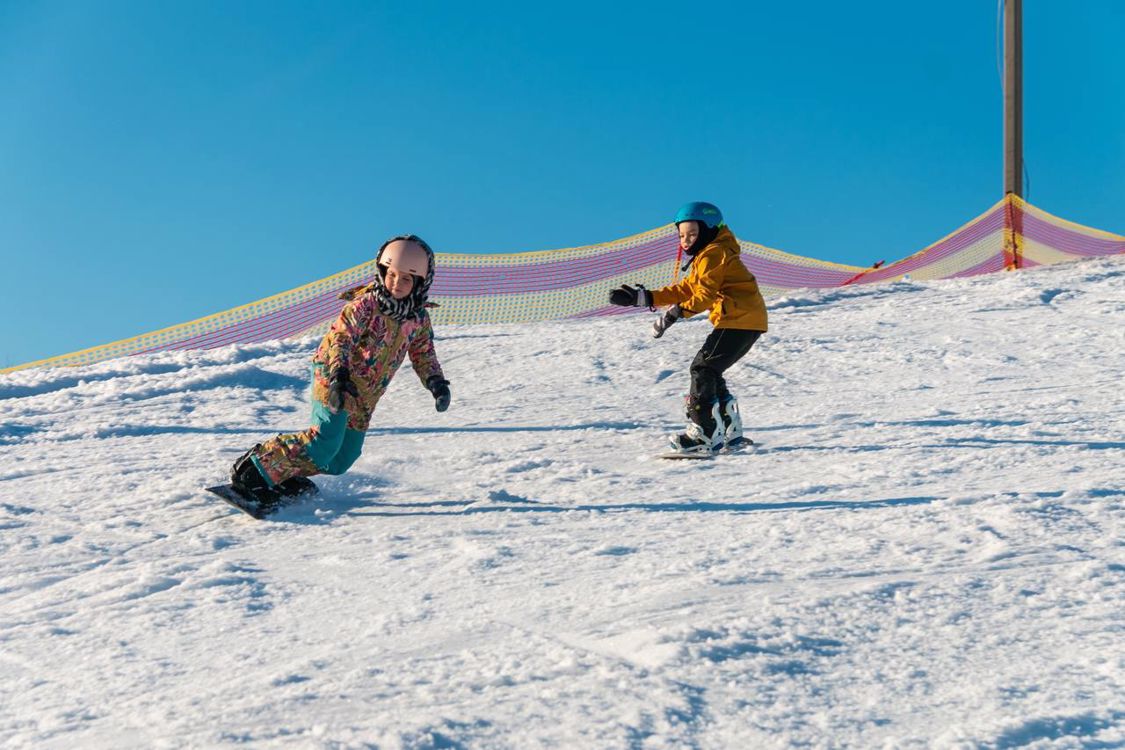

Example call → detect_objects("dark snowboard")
206 479 318 519
658 436 754 460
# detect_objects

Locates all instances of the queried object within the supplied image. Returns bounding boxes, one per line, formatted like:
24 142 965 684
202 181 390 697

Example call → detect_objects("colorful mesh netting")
4 195 1121 373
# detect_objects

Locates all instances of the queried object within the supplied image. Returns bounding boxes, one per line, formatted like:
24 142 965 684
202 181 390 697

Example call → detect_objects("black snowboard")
658 436 754 460
206 479 318 519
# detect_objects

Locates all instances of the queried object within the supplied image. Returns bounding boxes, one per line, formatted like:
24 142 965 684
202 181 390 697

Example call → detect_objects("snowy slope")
1 256 1123 749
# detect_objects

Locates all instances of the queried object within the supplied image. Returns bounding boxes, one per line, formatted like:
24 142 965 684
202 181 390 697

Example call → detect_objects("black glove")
327 367 359 412
426 375 451 412
608 284 653 308
652 305 682 339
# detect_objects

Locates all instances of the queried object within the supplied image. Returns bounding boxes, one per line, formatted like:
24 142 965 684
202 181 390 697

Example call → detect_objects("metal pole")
1004 0 1023 197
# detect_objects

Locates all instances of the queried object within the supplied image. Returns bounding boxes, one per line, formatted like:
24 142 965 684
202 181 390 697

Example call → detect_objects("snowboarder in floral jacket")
609 202 768 454
229 235 450 505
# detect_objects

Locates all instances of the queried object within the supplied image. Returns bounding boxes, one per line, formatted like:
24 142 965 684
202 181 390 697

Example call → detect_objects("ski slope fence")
4 195 1122 373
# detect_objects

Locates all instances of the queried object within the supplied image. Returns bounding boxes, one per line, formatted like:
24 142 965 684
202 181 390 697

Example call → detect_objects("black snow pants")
688 328 762 434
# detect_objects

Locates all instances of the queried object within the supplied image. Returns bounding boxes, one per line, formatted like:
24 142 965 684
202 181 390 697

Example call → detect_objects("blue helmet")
674 201 723 228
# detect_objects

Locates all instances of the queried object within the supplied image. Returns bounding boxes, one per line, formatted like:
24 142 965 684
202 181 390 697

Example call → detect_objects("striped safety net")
4 196 1121 373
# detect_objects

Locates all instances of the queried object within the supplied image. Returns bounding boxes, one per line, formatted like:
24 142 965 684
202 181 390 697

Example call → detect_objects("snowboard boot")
230 446 280 508
276 476 317 498
719 395 745 447
670 398 723 454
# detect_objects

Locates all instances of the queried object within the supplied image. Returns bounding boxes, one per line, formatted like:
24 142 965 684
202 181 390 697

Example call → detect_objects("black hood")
682 222 721 257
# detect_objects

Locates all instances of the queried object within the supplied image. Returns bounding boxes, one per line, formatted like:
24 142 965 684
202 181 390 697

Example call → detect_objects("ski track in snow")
1 257 1123 748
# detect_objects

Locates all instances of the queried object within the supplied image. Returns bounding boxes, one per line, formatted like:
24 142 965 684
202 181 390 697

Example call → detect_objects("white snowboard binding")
719 395 745 448
666 400 723 456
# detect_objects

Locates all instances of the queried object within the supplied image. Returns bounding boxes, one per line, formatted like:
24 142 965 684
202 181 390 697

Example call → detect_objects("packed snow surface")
2 257 1123 749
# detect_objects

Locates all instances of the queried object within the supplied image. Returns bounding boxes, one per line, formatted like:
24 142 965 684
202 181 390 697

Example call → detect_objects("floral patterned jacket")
311 287 444 430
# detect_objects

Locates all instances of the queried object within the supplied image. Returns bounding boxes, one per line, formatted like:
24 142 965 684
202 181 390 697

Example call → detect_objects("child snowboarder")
609 201 768 454
226 234 451 510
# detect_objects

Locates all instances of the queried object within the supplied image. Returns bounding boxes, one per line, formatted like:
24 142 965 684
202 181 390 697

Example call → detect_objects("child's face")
384 267 415 299
678 221 700 251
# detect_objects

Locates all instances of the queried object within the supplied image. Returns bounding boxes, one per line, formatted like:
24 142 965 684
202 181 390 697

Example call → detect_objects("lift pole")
1003 0 1023 197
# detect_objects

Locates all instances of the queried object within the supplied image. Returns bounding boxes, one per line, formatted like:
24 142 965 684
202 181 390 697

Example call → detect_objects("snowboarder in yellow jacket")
609 201 768 454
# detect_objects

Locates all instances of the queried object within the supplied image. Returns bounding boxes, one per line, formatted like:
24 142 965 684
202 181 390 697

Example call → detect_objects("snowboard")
206 479 318 519
658 436 753 460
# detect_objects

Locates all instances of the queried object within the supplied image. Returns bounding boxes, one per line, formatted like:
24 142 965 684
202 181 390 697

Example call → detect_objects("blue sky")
1 1 1122 367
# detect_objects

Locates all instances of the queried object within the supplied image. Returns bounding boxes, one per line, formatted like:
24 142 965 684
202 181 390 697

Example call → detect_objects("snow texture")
1 256 1123 749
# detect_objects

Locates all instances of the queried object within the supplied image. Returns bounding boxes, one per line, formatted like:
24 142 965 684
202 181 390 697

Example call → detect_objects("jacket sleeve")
408 314 444 384
321 296 374 373
651 250 726 317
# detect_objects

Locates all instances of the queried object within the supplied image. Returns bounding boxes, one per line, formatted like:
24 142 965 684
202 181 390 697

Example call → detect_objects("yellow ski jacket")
651 226 768 331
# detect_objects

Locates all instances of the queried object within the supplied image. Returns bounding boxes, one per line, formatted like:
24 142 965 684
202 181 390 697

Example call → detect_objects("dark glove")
652 305 682 339
327 367 359 412
608 284 653 308
426 375 451 412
